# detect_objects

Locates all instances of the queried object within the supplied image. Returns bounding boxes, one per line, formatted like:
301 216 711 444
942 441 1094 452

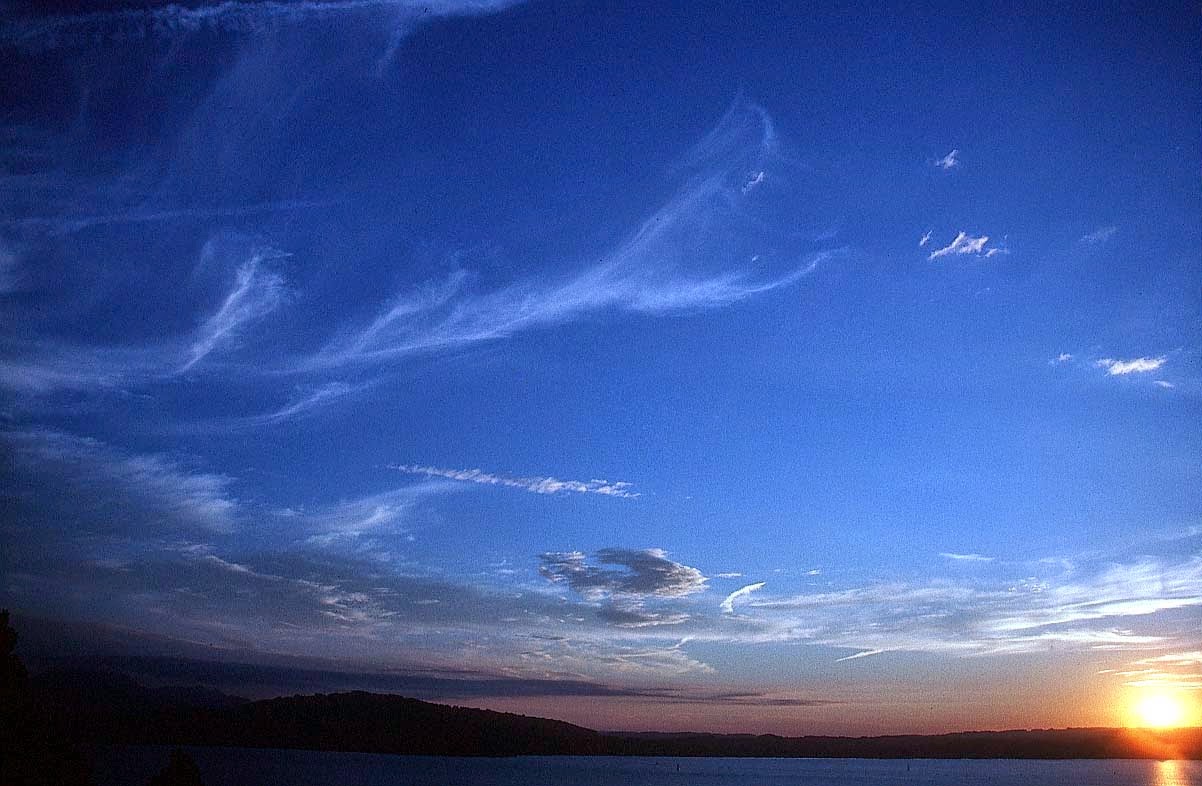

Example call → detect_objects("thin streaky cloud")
940 552 993 563
835 649 884 662
919 230 932 247
1154 380 1175 389
928 231 990 260
4 428 239 533
1135 651 1202 667
1095 356 1166 375
304 104 830 371
310 231 829 370
720 581 766 613
0 340 173 395
181 251 288 372
253 383 361 425
2 199 332 238
1 0 527 49
393 464 639 498
744 553 1202 658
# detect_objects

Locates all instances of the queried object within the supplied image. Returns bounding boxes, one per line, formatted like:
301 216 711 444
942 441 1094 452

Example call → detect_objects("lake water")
92 746 1201 786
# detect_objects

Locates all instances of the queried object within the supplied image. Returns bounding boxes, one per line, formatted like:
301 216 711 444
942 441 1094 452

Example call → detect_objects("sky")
0 0 1200 735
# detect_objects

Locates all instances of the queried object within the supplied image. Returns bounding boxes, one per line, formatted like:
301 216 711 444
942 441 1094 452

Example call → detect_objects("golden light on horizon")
1129 692 1188 729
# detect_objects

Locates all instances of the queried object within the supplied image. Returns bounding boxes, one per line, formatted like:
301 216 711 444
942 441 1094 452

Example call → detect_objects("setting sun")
1131 693 1187 729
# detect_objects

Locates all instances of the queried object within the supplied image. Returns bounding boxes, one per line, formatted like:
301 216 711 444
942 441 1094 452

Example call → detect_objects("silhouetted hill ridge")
25 669 1202 759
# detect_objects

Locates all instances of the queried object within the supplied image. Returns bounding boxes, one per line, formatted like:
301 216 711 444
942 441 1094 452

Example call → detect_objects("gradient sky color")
1 0 1200 735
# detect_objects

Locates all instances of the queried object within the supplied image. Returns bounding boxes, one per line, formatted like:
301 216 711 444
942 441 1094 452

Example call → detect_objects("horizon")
1 0 1200 738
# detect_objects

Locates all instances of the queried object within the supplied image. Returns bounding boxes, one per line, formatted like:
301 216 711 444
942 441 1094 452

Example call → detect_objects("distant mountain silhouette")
23 666 1202 760
0 611 93 786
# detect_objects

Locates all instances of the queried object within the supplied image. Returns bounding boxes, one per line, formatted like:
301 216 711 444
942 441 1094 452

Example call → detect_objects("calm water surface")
92 746 1201 786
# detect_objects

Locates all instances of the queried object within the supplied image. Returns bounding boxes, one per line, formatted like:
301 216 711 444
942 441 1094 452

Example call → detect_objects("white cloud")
1051 353 1074 365
741 170 765 193
1106 650 1202 690
4 199 327 238
745 553 1202 658
1154 380 1175 389
835 649 883 662
919 230 932 247
306 103 829 370
5 428 239 533
1095 356 1166 375
720 581 766 613
393 464 638 498
928 231 990 260
715 572 743 579
252 383 360 425
300 483 450 545
1135 651 1202 667
181 250 288 372
1081 226 1117 244
0 351 135 395
933 149 959 170
940 552 993 563
1 0 527 50
984 247 1009 258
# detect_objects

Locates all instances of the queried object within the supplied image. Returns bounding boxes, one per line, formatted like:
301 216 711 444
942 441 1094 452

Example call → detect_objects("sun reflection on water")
1154 759 1188 786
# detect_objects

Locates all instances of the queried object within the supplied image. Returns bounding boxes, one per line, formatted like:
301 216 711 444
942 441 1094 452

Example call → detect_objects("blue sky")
1 0 1199 733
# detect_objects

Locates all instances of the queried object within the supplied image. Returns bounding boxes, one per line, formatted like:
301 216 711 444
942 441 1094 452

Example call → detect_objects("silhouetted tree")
0 609 92 786
147 749 205 786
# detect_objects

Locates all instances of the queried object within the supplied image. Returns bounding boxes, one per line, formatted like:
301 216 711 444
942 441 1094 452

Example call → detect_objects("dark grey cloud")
595 607 691 629
539 548 707 599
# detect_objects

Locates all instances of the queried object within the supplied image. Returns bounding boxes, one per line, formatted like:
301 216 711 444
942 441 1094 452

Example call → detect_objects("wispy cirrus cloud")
2 200 329 239
393 464 638 498
0 242 291 395
220 382 362 429
1103 650 1202 690
745 551 1202 659
305 103 830 371
0 345 159 396
1095 356 1166 376
0 0 527 50
3 428 239 534
181 249 289 372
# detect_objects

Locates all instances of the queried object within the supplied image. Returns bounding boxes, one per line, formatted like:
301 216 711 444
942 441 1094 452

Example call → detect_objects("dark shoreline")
34 670 1202 761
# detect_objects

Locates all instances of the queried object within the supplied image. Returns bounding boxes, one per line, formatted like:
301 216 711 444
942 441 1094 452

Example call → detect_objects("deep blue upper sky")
1 0 1199 733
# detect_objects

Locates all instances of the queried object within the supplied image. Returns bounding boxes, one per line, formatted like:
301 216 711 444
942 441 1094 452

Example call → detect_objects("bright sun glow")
1131 693 1186 728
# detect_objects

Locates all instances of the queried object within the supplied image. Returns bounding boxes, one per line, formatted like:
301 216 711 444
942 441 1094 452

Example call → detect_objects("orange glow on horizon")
1126 690 1193 729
